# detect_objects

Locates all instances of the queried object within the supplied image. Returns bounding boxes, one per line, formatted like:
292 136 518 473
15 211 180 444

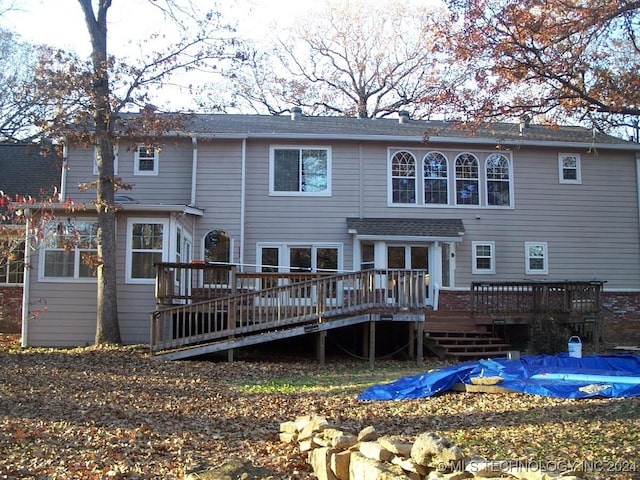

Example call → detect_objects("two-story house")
19 111 640 355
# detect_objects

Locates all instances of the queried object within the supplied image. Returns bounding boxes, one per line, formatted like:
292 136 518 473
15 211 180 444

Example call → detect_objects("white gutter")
239 138 247 271
60 142 68 200
20 209 32 348
190 137 198 206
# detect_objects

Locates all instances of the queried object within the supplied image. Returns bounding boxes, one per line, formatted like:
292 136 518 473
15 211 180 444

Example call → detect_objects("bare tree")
225 0 451 119
28 0 236 344
442 0 640 135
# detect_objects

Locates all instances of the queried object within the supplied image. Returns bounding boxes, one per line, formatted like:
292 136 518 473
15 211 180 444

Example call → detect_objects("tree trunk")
79 0 121 344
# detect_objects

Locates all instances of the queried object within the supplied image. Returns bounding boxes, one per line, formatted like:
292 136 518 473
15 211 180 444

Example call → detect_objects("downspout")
20 208 32 348
190 137 198 206
240 138 247 271
60 141 68 200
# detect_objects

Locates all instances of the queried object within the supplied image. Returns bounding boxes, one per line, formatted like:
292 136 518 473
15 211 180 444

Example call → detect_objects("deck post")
316 331 326 365
408 323 415 359
227 348 234 362
416 320 424 366
369 320 376 369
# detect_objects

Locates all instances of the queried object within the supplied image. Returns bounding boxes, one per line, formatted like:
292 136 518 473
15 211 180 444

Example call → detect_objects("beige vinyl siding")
193 139 244 262
241 140 361 269
65 142 193 205
453 148 639 289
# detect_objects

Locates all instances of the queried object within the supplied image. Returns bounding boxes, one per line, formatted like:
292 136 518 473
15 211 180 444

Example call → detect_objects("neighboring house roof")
150 113 640 151
0 143 61 198
346 218 465 240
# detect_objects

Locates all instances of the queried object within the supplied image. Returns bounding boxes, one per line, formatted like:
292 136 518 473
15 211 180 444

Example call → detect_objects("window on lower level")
472 241 495 274
40 220 98 280
270 147 330 195
0 240 25 284
126 219 168 283
525 242 548 275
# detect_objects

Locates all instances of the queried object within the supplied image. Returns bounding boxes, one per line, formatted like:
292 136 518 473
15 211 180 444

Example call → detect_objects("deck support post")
316 331 326 365
408 323 415 359
416 321 424 366
227 348 234 363
369 320 376 369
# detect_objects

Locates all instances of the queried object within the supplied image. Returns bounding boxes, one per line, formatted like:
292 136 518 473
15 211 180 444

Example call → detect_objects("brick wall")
0 286 22 333
437 289 640 346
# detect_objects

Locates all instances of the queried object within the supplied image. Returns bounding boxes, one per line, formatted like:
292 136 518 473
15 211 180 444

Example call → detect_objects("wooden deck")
150 264 605 361
151 266 428 361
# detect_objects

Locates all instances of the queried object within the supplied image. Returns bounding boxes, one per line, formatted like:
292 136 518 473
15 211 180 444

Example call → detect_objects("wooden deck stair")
424 311 512 360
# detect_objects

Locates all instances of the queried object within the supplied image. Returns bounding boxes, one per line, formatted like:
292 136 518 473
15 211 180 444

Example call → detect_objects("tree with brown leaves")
443 0 640 136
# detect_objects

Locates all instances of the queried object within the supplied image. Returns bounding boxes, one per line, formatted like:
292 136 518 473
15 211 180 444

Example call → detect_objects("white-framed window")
558 153 581 184
39 220 98 281
0 240 25 284
455 153 480 205
126 218 168 283
134 145 159 175
390 150 417 204
525 241 548 275
485 153 511 206
472 241 495 274
270 146 331 195
423 151 449 204
93 144 119 175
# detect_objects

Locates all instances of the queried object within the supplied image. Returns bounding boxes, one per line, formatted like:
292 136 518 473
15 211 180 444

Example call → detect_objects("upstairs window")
485 153 511 206
93 144 119 175
423 152 449 204
271 147 330 195
525 242 548 275
559 153 581 184
134 145 159 175
455 153 479 205
391 151 416 204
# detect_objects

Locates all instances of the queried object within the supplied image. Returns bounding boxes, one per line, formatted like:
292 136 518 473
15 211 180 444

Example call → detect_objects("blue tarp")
358 354 640 400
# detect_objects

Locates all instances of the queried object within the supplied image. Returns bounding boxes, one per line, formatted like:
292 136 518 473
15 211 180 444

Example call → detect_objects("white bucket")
568 336 582 358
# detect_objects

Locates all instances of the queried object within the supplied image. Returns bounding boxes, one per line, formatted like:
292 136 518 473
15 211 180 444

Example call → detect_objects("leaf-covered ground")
1 333 639 479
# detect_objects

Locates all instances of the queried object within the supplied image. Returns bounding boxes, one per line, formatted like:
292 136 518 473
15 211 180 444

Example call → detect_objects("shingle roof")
346 218 465 238
160 113 638 149
0 144 62 198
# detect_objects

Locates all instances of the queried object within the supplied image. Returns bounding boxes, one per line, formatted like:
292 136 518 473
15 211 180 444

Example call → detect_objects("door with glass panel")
386 245 430 305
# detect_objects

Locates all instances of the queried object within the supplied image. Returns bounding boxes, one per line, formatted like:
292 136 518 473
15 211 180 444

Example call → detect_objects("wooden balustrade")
151 265 429 353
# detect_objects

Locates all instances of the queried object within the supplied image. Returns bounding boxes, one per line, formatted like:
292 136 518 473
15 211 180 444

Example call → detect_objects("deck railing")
151 264 429 354
471 281 604 316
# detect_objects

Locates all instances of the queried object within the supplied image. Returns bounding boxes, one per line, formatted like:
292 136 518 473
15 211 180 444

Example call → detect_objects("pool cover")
358 354 640 400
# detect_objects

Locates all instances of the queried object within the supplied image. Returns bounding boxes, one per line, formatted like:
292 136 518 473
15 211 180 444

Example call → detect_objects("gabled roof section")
346 218 465 240
166 113 639 151
0 143 62 197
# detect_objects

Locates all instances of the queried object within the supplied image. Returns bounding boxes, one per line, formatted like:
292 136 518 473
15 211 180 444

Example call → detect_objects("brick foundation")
436 289 640 346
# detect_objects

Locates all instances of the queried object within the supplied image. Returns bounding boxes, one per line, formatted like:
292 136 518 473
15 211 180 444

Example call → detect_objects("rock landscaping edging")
279 415 585 480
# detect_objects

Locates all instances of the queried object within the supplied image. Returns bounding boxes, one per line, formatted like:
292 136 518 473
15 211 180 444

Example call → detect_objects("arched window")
485 153 511 206
423 152 448 204
455 153 479 205
391 151 416 204
204 230 230 263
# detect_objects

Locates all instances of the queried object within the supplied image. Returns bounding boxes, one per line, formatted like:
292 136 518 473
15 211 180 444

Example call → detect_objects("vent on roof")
291 106 302 121
519 114 531 135
399 111 410 124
